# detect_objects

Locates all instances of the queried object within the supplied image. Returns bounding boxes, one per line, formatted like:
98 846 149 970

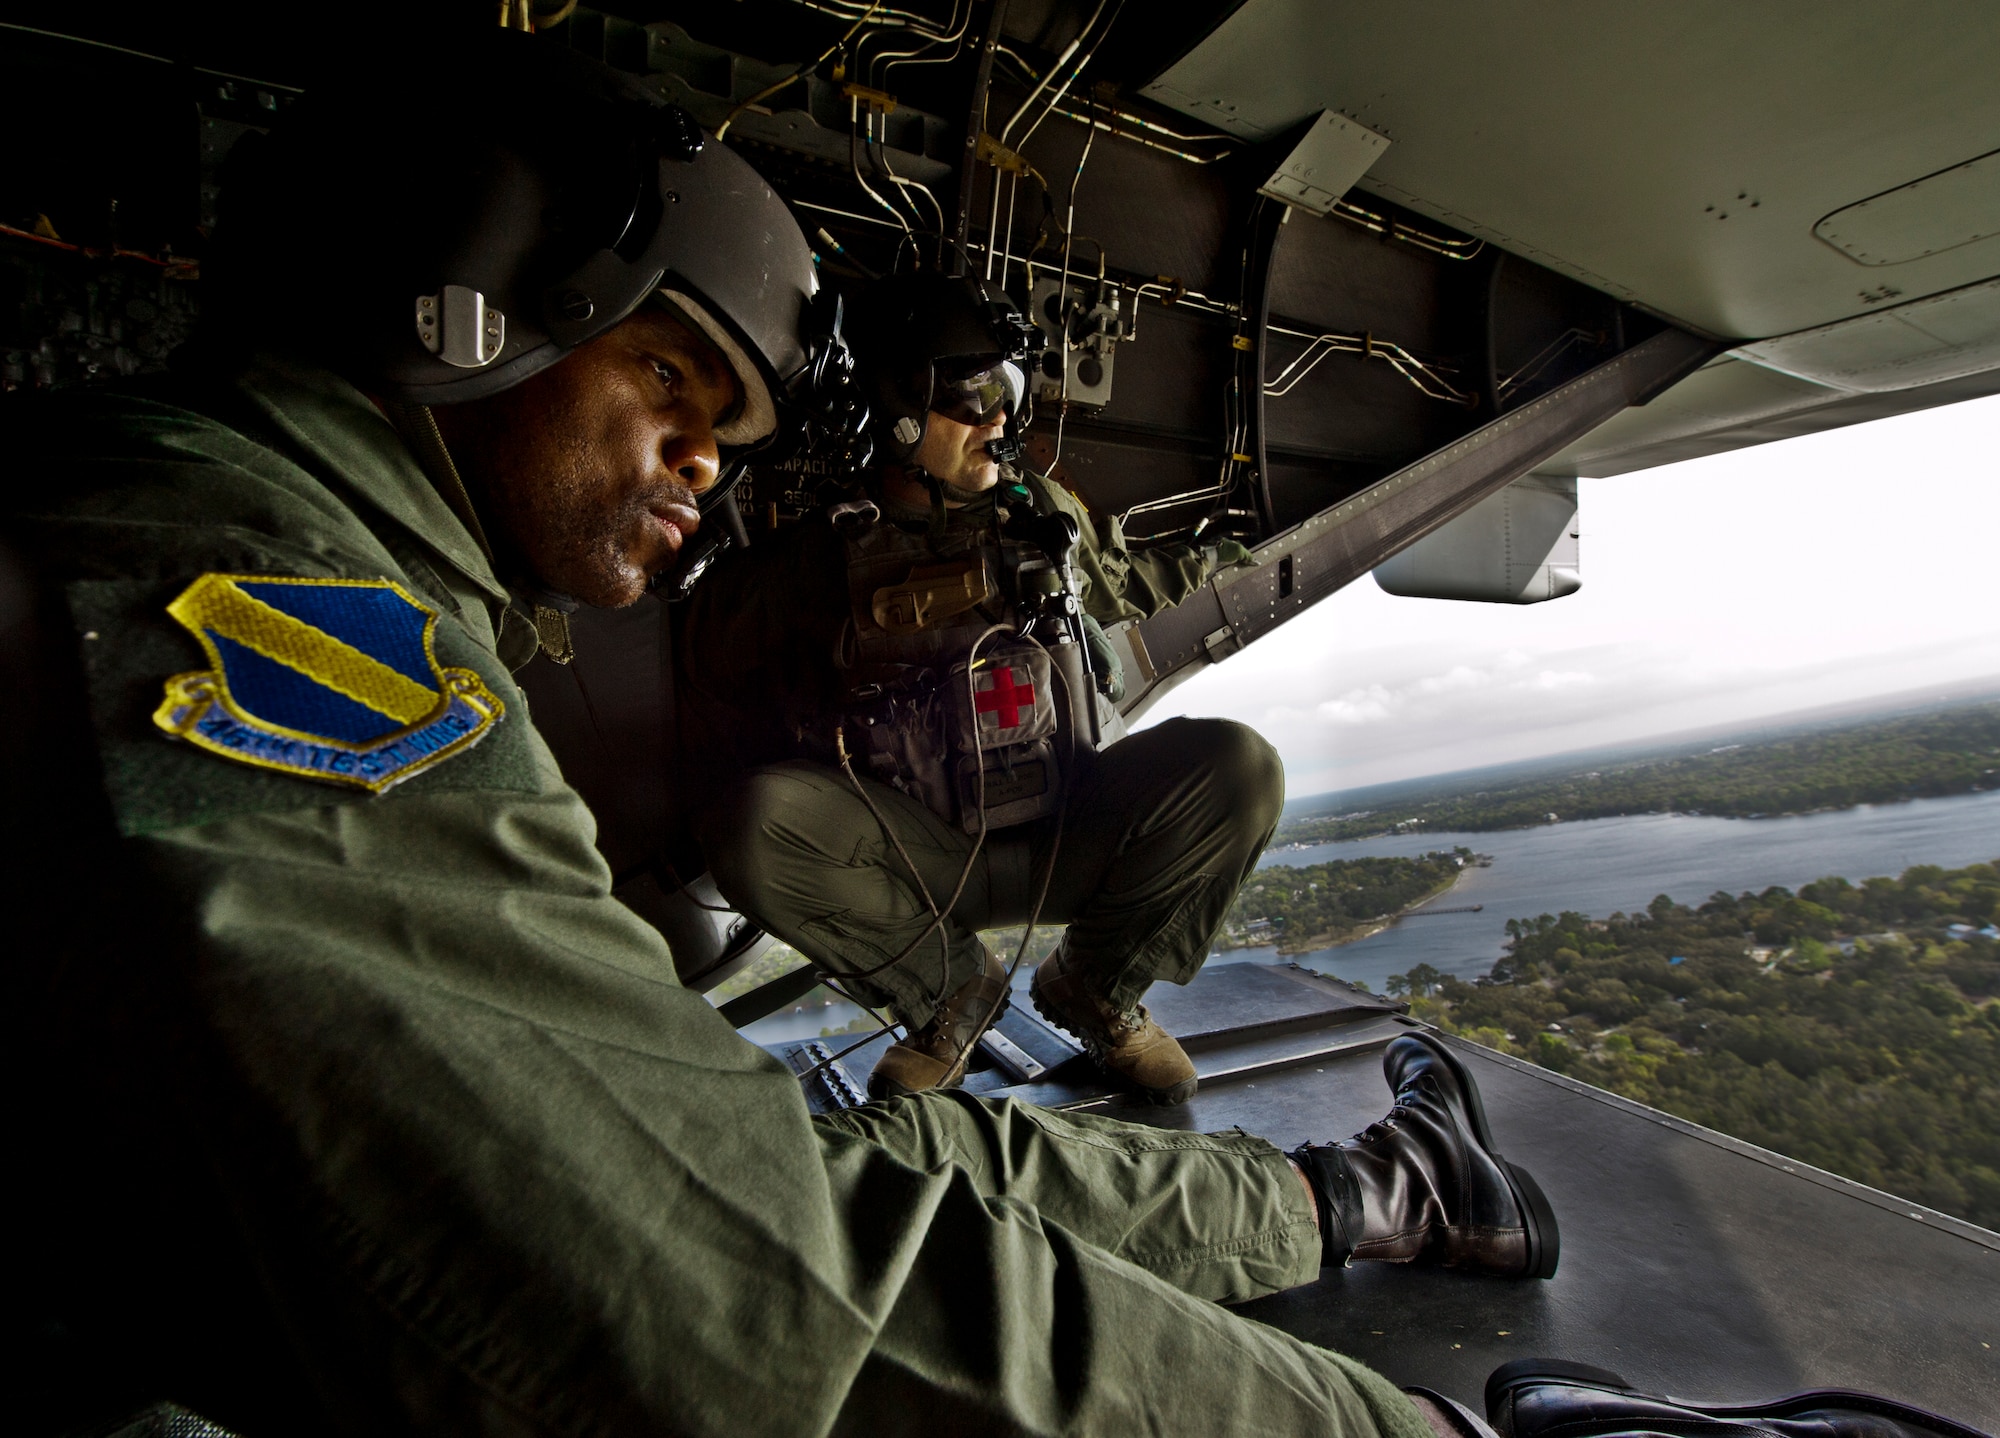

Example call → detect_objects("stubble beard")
480 422 689 609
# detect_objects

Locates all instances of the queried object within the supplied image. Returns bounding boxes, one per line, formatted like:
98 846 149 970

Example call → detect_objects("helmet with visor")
846 272 1041 468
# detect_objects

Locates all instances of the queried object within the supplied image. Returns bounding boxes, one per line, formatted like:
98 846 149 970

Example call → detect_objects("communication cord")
827 620 1014 984
795 618 1072 1091
795 620 1010 1084
963 629 1072 1054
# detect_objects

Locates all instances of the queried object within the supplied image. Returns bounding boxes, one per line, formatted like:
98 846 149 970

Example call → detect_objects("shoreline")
1274 789 2000 850
1277 784 1999 850
1220 867 1469 957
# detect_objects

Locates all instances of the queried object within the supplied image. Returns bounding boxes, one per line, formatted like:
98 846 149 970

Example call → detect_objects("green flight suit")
7 356 1426 1438
679 475 1280 1022
1021 467 1248 628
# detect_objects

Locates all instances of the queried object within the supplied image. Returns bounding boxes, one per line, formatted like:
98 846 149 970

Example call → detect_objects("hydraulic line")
786 0 954 37
850 94 916 244
1045 105 1226 164
1264 324 1477 406
995 44 1235 158
985 165 1006 279
868 108 944 233
1497 327 1606 401
1121 483 1232 520
717 0 884 139
867 0 971 86
997 0 1111 147
1049 118 1099 468
1328 197 1484 260
799 199 905 232
954 0 1011 261
991 50 1482 263
996 170 1022 286
1012 0 1126 154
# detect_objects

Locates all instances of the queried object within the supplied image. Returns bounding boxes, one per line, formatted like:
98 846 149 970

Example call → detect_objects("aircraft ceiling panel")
1534 357 1845 477
1141 0 2000 342
1736 274 2000 392
1813 148 2000 267
1534 352 2000 480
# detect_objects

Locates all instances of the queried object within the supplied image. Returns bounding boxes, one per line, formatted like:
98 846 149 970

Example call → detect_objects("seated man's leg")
816 1109 1429 1438
701 760 1009 1097
827 1029 1562 1290
1023 717 1286 1100
819 1090 1319 1303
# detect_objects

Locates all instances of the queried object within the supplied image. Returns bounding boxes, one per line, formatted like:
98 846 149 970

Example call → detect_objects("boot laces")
1355 1108 1409 1144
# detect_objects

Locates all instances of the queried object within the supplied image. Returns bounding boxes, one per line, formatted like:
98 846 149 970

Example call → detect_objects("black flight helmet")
208 27 856 500
846 272 1041 467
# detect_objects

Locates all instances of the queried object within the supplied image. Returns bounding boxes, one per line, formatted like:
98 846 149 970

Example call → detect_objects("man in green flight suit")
681 271 1279 1103
6 28 1565 1438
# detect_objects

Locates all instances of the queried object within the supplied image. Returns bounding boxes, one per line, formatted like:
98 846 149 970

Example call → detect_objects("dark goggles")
930 357 1024 426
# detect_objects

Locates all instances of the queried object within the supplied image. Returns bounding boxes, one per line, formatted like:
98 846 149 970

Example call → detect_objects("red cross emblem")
973 664 1036 730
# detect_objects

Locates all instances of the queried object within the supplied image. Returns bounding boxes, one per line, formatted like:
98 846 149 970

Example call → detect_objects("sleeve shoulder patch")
152 572 505 793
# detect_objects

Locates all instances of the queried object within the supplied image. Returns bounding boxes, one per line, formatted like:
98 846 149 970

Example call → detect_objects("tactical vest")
828 485 1106 835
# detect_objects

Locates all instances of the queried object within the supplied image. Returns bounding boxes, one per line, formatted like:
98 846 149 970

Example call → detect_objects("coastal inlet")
1220 846 1490 953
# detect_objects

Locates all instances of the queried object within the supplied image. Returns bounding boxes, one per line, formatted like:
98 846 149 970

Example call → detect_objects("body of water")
740 789 2000 1042
1236 788 2000 992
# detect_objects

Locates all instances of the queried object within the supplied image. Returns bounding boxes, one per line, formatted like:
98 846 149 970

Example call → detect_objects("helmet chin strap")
910 465 999 544
920 472 951 543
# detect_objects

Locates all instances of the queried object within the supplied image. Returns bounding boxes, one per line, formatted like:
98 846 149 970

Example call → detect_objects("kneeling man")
684 271 1277 1102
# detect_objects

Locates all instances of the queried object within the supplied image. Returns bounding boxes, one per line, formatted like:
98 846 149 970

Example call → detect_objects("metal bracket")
416 284 506 368
979 1026 1046 1082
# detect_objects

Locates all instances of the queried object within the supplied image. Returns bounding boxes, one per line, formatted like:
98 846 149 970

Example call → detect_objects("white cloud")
1526 669 1595 692
1314 686 1395 725
1136 391 2000 796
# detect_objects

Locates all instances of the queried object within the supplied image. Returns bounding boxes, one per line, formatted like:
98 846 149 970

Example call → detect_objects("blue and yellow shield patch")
153 573 505 793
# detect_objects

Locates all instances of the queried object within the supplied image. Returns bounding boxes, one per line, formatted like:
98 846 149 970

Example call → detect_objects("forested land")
1389 861 2000 1228
708 849 1471 1033
1280 701 2000 844
1221 849 1473 953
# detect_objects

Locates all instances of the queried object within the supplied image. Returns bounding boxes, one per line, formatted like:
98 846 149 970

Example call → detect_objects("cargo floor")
769 962 2000 1425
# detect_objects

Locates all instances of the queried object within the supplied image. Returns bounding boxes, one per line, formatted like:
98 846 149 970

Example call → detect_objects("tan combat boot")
1029 945 1198 1105
866 949 1010 1101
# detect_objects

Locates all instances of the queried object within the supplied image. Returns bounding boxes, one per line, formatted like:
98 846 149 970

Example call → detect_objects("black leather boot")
1290 1031 1559 1280
1486 1359 1993 1438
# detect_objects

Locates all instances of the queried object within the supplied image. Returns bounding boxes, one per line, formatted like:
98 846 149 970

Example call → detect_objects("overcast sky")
1139 391 2000 800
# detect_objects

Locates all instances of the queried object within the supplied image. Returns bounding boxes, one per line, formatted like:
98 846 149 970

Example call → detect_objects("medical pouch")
943 643 1062 833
